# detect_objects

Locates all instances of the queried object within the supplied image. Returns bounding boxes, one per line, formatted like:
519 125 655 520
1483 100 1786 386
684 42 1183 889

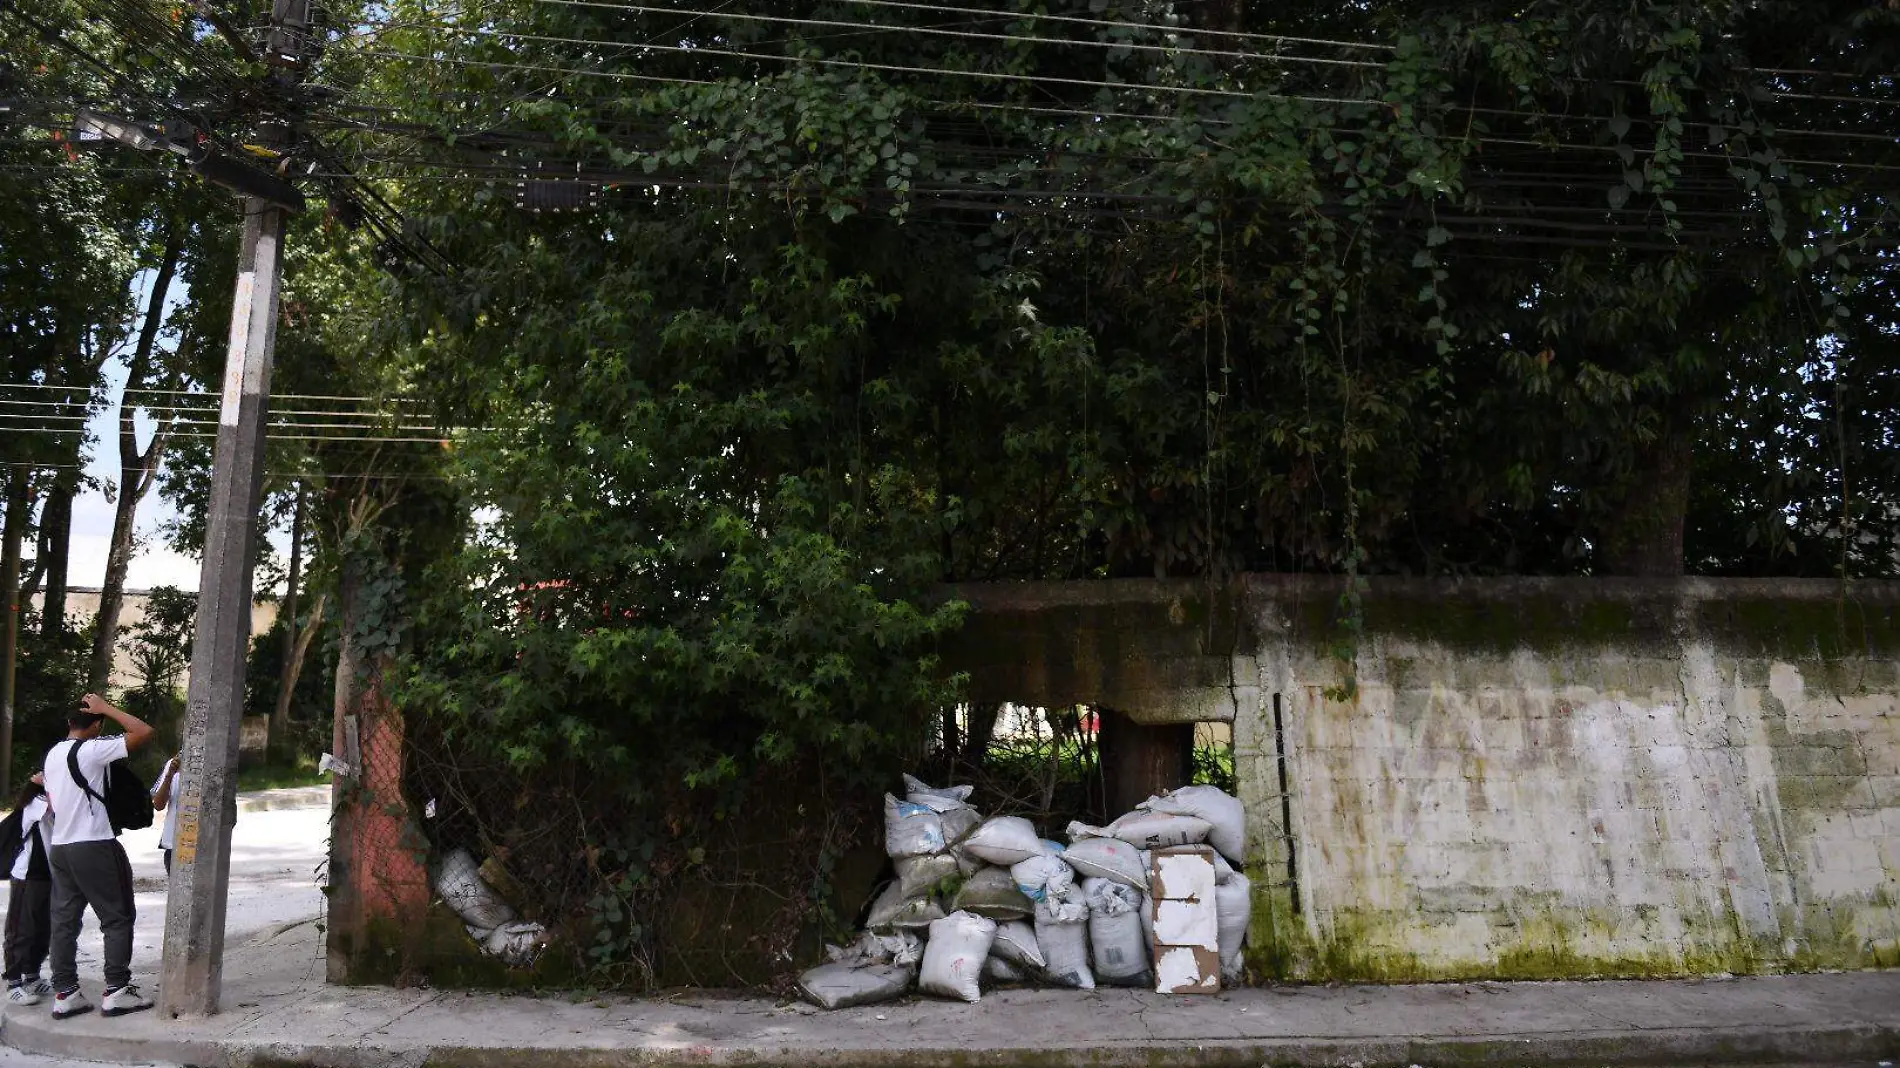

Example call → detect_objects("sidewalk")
5 914 1897 1068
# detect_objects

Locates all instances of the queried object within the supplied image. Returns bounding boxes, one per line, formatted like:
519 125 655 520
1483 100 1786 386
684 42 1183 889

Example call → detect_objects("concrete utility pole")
158 202 286 1018
158 0 314 1017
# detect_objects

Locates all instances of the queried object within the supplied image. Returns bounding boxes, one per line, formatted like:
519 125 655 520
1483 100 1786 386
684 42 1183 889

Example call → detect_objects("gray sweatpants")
48 840 135 992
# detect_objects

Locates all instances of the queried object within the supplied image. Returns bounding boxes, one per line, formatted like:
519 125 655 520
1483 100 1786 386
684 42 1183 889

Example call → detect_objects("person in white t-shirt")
41 693 154 1021
151 754 184 875
3 772 53 1005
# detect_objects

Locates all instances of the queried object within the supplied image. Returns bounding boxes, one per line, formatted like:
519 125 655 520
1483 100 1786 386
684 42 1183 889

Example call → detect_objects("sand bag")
827 929 924 967
1062 836 1147 888
885 794 947 858
961 816 1044 866
435 848 518 931
1216 871 1252 980
1033 890 1094 990
1104 810 1212 850
1212 851 1237 884
1142 785 1245 862
895 852 961 898
1083 877 1152 988
799 961 916 1010
953 866 1035 921
902 773 974 807
983 955 1025 984
1010 853 1074 901
866 882 946 930
919 911 998 1003
990 919 1047 972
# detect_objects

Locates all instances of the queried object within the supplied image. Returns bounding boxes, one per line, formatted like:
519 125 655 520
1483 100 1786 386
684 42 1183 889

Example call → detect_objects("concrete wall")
947 576 1900 981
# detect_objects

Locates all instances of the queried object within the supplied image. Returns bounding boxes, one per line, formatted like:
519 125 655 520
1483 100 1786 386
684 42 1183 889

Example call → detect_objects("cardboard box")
1149 845 1221 994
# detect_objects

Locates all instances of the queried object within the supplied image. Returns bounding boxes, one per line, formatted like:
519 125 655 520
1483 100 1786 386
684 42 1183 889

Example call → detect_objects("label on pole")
221 271 255 427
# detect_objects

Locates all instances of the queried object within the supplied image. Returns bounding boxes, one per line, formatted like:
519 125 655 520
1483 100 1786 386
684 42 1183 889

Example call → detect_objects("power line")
523 0 1386 69
821 0 1391 51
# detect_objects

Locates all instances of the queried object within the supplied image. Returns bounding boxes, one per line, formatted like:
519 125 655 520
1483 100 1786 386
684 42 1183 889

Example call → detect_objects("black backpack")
65 741 155 834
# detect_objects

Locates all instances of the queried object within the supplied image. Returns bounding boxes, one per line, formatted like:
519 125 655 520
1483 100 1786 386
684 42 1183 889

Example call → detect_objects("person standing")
151 754 183 875
1 772 53 1004
42 693 155 1019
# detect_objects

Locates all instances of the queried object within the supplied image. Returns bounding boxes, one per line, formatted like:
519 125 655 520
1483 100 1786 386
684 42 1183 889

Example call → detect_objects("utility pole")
158 199 286 1019
159 0 312 1018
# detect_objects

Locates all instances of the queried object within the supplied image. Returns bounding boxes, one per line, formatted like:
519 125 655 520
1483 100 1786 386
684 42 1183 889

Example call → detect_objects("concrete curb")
5 1009 1897 1068
235 785 330 814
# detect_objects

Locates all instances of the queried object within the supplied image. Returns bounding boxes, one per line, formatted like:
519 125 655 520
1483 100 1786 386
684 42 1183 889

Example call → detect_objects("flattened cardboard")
1148 845 1221 994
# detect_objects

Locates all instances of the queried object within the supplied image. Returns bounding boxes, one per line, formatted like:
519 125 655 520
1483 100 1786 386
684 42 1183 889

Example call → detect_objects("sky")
57 271 291 596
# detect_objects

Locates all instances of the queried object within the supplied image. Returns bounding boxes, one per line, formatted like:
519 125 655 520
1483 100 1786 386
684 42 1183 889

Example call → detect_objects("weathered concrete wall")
947 576 1900 981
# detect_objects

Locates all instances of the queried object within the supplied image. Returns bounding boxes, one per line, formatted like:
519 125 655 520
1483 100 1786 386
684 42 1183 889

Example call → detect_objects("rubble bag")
434 848 518 931
1033 890 1094 990
1009 853 1074 901
1083 877 1153 988
1062 836 1147 888
902 774 981 843
990 919 1047 972
866 881 946 930
983 955 1025 984
902 773 974 807
1104 810 1212 850
885 794 948 858
960 816 1045 866
1216 871 1252 980
1142 785 1246 863
953 866 1035 921
828 930 923 967
895 852 960 898
799 961 916 1010
919 910 999 1003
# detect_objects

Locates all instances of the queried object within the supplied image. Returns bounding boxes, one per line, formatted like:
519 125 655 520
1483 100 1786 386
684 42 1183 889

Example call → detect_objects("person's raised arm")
82 693 154 753
153 757 180 810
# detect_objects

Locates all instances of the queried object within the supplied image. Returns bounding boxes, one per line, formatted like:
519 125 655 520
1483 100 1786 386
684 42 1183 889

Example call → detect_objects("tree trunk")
88 221 183 692
36 481 72 639
960 701 1003 771
1598 419 1695 577
0 471 32 796
1098 707 1194 820
270 484 306 753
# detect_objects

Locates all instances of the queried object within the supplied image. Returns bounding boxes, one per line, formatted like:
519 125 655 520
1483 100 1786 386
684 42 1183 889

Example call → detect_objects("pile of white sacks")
799 774 1249 1008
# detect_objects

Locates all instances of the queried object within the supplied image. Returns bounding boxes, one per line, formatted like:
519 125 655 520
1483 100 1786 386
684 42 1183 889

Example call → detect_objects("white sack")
961 816 1044 866
866 882 945 930
990 919 1047 972
1142 785 1246 862
1083 876 1152 987
1033 891 1094 990
939 806 981 845
483 921 547 967
1212 852 1236 884
983 955 1024 984
1104 810 1212 850
885 794 948 858
895 852 960 898
1062 836 1148 888
799 961 915 1010
919 911 998 1003
1009 854 1074 902
1216 872 1252 981
902 773 974 807
434 848 517 931
827 930 923 967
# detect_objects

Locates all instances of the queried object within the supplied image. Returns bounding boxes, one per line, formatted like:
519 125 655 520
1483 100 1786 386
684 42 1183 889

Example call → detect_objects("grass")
236 753 328 793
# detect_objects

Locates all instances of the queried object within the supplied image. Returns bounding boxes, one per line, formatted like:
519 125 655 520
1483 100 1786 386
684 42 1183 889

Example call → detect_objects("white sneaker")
101 983 153 1017
50 987 91 1019
20 977 52 997
7 983 42 1007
